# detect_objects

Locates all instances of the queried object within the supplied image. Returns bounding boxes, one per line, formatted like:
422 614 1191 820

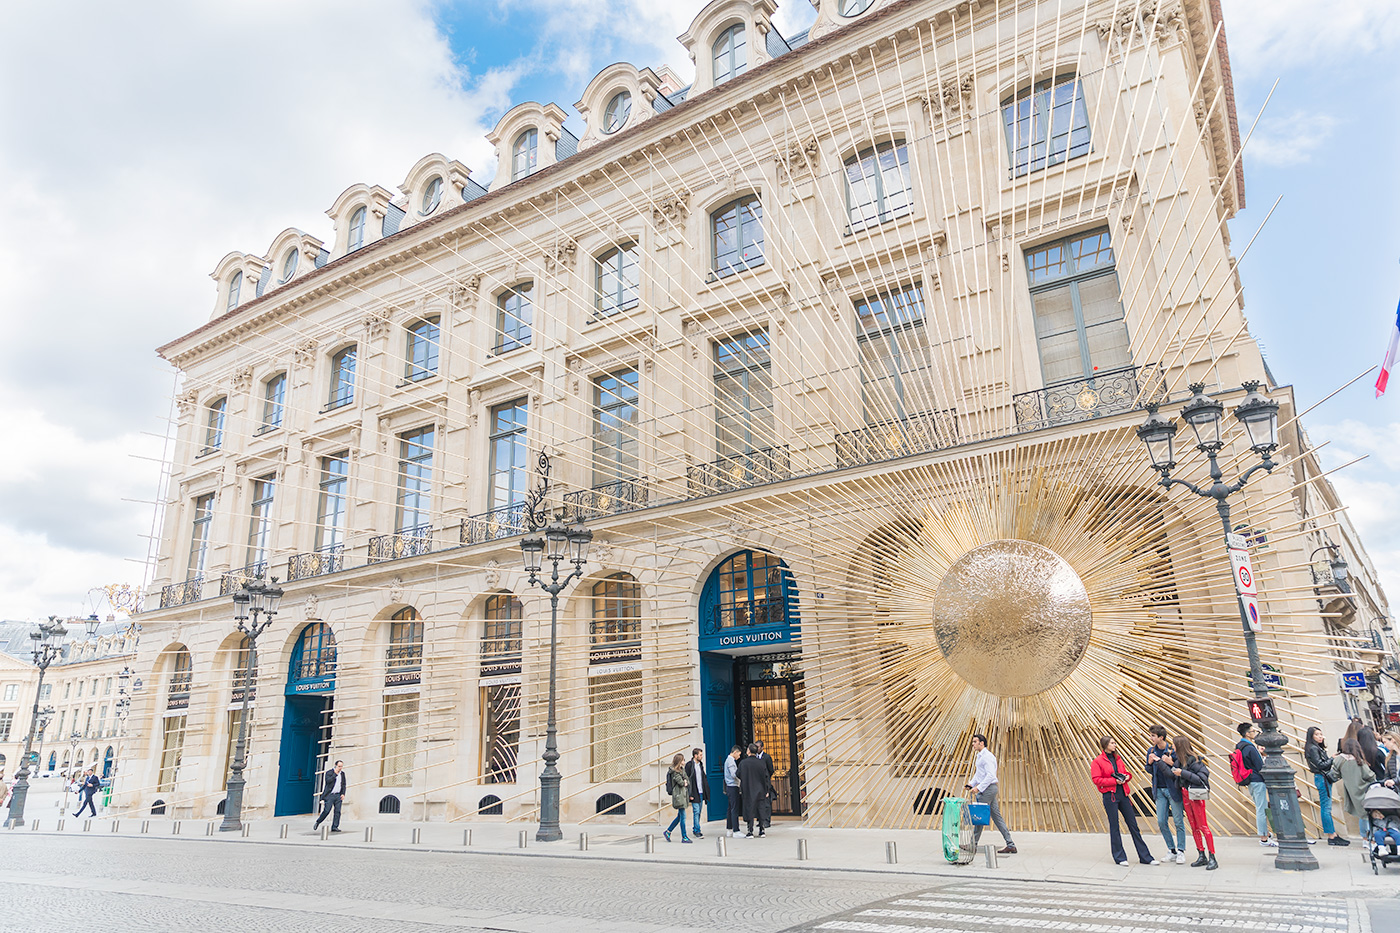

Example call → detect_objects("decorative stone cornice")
651 189 690 229
543 239 578 274
921 72 975 122
231 365 254 393
774 135 819 179
293 339 319 367
1097 0 1185 48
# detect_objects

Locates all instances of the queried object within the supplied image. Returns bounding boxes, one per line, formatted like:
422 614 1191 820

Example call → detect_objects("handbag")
966 801 991 825
1187 787 1209 801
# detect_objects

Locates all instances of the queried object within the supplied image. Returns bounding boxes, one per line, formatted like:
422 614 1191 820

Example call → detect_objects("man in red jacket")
1091 736 1160 866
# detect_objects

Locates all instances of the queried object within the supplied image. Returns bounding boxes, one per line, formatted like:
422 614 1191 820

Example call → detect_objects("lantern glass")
1181 383 1224 450
1136 406 1178 470
85 614 100 638
521 535 545 575
264 579 284 616
232 590 251 623
1233 382 1279 454
248 581 270 615
544 521 570 562
567 524 593 565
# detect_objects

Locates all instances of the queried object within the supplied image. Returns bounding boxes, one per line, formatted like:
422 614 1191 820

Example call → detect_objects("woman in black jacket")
1170 736 1217 870
1305 726 1347 845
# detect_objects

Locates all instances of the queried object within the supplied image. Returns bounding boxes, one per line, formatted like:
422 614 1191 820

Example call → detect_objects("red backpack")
1229 747 1254 785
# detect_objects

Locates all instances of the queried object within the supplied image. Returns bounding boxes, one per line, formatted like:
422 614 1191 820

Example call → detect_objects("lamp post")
65 731 81 812
1137 380 1318 871
6 617 68 827
518 453 592 842
110 666 134 804
30 707 55 780
219 575 283 832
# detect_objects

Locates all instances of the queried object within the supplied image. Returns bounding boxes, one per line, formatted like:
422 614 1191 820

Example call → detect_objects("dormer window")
603 91 632 134
348 207 367 251
226 272 242 312
279 248 299 283
839 0 874 15
713 24 747 85
420 176 443 215
512 129 538 181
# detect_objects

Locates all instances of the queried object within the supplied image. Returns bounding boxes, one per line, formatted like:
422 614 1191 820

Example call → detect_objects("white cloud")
1311 420 1400 606
1223 0 1400 77
1243 109 1337 166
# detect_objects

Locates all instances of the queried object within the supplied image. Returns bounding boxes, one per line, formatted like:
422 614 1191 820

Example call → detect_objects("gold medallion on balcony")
932 539 1092 696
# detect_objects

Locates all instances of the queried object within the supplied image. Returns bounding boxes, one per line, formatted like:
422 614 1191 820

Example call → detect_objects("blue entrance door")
276 623 337 816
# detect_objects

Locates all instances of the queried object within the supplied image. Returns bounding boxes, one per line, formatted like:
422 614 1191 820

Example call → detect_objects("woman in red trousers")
1170 735 1218 869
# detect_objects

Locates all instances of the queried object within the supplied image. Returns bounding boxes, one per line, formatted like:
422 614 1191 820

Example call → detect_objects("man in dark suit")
73 769 101 817
313 760 347 832
755 741 775 831
737 743 771 837
685 747 709 838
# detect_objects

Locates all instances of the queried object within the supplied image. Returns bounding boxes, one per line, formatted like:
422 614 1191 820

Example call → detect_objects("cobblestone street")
0 833 1386 933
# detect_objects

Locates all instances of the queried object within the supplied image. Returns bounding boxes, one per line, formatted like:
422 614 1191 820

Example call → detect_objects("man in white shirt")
964 734 1016 854
723 746 742 837
313 760 348 833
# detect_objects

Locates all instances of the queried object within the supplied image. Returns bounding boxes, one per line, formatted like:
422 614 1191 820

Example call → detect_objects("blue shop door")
275 695 332 816
700 652 736 822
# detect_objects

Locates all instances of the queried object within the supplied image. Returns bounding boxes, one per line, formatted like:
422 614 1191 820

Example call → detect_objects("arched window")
348 206 367 251
48 751 57 772
594 244 639 317
603 91 632 134
378 794 402 814
845 140 913 232
712 23 747 85
388 606 423 671
711 551 791 631
839 0 874 15
512 129 538 181
226 271 242 312
711 196 764 277
405 317 440 381
328 346 357 409
260 373 286 432
169 646 193 700
495 284 532 353
280 247 299 283
293 623 337 681
591 574 641 645
204 397 226 450
420 175 443 214
483 594 522 658
1002 74 1091 177
478 794 504 815
596 792 626 815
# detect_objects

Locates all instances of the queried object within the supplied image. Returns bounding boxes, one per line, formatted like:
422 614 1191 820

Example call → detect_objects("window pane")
1004 76 1091 177
1038 331 1084 385
1070 231 1115 273
1025 242 1067 285
593 370 640 485
489 401 529 509
497 286 532 352
397 427 434 532
1031 283 1077 337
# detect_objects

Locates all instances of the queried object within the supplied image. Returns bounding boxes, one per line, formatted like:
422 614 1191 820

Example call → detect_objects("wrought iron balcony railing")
703 598 787 635
687 445 791 497
219 562 269 596
368 525 433 563
288 546 344 581
564 478 649 520
1012 364 1166 431
835 409 959 468
461 502 527 545
159 577 205 609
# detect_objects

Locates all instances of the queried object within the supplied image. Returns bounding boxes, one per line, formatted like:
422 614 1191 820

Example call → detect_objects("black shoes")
1191 852 1208 867
1328 836 1351 846
1205 854 1218 870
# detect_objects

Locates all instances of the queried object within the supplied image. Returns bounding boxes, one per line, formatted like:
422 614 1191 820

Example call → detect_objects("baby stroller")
1361 782 1400 874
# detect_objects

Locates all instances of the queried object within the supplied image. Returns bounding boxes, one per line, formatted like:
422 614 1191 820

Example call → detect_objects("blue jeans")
1154 788 1185 852
665 808 690 840
1313 773 1336 836
691 800 704 834
1248 780 1269 837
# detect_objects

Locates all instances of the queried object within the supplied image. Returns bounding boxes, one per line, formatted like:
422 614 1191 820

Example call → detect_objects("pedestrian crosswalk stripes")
782 882 1354 933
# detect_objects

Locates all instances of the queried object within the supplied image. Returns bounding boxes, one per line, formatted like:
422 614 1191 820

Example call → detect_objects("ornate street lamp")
517 453 591 842
1138 380 1317 871
5 617 67 827
219 575 283 832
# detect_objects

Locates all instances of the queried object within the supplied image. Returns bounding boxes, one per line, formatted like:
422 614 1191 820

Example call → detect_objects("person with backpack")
1304 726 1348 846
1090 736 1160 866
663 752 692 843
1169 735 1217 870
1233 722 1272 846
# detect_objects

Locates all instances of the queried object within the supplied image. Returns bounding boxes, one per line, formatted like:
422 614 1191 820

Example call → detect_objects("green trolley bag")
941 796 977 864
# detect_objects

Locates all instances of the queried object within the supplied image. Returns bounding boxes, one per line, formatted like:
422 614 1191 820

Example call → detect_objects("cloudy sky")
0 0 1397 622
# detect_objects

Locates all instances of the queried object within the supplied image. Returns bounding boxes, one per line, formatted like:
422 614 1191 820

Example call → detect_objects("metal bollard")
983 844 998 868
57 819 65 832
320 824 329 841
141 820 149 834
463 828 472 846
518 829 528 849
206 822 215 836
29 820 39 831
411 827 422 845
83 820 92 832
111 820 119 833
279 823 289 839
885 841 898 864
2 820 11 830
363 826 373 843
172 821 181 835
241 824 251 838
716 835 728 857
798 838 809 860
644 833 655 854
579 832 589 851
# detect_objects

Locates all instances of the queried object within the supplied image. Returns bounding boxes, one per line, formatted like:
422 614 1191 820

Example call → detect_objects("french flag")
1379 299 1400 397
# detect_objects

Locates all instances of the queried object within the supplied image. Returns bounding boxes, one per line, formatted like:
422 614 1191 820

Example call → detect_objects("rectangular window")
158 715 187 793
315 453 349 551
495 285 533 353
84 707 94 734
64 682 71 700
98 705 107 735
0 711 12 742
222 708 248 788
1026 229 1132 385
713 330 773 458
188 493 214 579
396 427 434 533
204 399 226 450
594 244 640 317
845 140 913 232
481 684 521 784
104 678 112 696
2 683 16 701
590 672 643 782
405 318 440 381
592 369 640 487
262 374 286 430
77 681 84 698
246 474 276 567
328 347 357 409
1003 75 1091 177
855 281 937 423
57 711 66 736
40 683 52 700
381 693 420 788
488 400 529 510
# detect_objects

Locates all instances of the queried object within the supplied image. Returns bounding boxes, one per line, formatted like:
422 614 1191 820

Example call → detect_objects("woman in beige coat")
1328 736 1379 840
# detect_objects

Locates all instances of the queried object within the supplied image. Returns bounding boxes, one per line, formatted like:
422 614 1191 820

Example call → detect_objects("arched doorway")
102 746 115 778
275 623 337 816
697 550 803 819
